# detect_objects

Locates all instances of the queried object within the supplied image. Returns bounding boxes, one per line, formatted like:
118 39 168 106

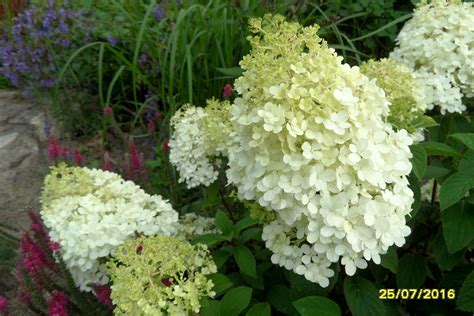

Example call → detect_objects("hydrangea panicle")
227 15 415 285
107 236 216 315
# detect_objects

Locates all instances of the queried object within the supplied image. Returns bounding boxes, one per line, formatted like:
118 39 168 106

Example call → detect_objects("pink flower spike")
101 152 113 172
48 135 60 160
103 106 113 117
223 83 233 98
155 112 162 120
128 139 142 170
147 120 155 133
0 295 8 312
73 150 84 166
48 241 61 253
60 147 69 160
48 291 68 316
92 285 112 307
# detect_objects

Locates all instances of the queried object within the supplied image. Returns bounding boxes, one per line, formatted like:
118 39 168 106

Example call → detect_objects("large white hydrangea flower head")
390 0 474 114
227 15 414 286
169 98 232 188
40 164 179 291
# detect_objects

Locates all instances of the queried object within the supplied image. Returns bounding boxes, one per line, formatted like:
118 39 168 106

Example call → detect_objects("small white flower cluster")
227 16 414 286
169 99 232 188
177 213 220 241
40 164 179 291
390 0 474 114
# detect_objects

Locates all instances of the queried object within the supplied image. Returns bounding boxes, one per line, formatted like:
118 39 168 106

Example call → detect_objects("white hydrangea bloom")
177 213 220 240
390 0 474 114
169 99 232 188
227 16 414 285
40 164 179 291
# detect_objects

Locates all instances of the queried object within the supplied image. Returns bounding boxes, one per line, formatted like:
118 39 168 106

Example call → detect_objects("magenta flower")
73 149 84 166
162 142 169 153
92 285 112 307
0 296 8 312
48 291 68 316
103 106 113 117
48 135 60 160
223 83 233 98
147 120 155 133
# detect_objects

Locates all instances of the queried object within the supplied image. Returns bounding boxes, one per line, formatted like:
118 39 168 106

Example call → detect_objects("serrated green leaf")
419 142 462 158
457 271 474 312
246 302 271 316
380 247 398 273
396 253 427 289
343 277 385 316
439 167 474 210
410 144 427 180
239 227 262 244
220 286 252 316
433 229 465 271
449 133 474 151
234 245 257 278
442 202 474 253
212 248 232 269
215 210 233 236
233 217 258 234
292 296 341 316
201 300 221 316
424 165 450 179
209 273 233 296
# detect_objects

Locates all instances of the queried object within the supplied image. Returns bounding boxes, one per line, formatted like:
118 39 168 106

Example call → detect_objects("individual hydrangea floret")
360 58 435 141
40 164 179 291
390 0 474 114
177 213 220 241
227 15 414 285
107 235 216 315
169 99 232 188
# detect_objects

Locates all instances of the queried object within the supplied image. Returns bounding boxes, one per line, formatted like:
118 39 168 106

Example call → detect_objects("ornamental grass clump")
40 164 179 291
227 15 414 286
169 98 232 188
107 235 216 315
360 58 436 141
390 0 474 114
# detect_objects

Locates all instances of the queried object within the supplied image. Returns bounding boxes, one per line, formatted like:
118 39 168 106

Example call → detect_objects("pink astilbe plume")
48 291 68 316
48 134 60 160
101 152 114 172
92 284 112 307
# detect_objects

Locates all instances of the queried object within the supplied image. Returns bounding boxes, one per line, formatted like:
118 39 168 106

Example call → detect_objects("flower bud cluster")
390 0 474 114
107 235 216 315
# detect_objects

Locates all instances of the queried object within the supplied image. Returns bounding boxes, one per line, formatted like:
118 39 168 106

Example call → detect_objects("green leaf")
209 273 233 296
419 142 462 158
410 144 427 180
396 253 427 289
433 229 465 271
245 302 271 316
439 169 474 210
220 286 253 316
268 285 298 315
216 67 243 77
212 249 232 269
201 300 221 316
380 247 398 273
343 277 385 316
449 133 474 151
424 165 450 179
192 233 224 247
233 217 259 234
442 202 474 253
288 271 329 300
292 296 341 316
215 210 234 236
234 245 257 278
239 227 262 244
457 271 474 312
411 115 438 130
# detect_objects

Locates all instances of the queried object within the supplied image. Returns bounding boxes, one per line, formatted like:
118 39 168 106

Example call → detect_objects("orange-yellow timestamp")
379 289 455 300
